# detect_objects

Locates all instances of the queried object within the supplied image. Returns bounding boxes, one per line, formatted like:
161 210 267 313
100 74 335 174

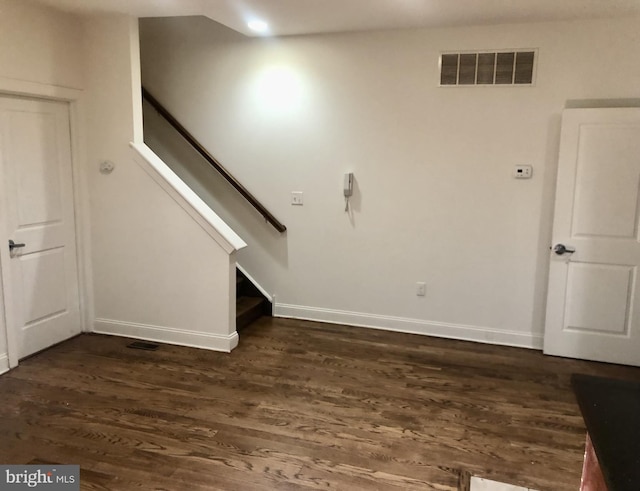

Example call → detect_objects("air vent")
440 50 536 86
127 341 160 351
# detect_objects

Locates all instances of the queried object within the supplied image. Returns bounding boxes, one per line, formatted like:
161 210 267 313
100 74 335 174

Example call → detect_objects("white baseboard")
94 318 239 353
274 304 543 350
0 353 10 375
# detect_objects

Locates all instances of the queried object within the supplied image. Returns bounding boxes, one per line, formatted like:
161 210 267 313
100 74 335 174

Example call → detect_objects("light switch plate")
291 192 304 205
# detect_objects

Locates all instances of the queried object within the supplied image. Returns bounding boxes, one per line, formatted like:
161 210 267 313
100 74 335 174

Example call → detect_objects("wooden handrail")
142 86 287 233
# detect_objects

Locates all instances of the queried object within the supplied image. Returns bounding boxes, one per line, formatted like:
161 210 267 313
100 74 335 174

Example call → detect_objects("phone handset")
344 173 354 211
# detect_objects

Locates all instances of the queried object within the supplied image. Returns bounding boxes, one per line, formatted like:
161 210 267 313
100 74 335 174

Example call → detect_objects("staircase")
141 88 279 333
236 268 271 330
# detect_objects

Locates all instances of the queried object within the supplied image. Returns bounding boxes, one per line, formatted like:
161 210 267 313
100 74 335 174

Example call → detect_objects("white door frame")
0 77 94 369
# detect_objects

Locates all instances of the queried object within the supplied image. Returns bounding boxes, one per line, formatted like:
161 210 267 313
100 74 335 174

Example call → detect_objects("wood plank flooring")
1 317 639 490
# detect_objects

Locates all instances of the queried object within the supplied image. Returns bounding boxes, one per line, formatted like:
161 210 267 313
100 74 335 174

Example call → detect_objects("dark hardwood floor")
1 318 639 490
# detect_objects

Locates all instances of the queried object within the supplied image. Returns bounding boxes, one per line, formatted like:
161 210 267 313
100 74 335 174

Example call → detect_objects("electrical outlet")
291 191 304 205
416 282 426 296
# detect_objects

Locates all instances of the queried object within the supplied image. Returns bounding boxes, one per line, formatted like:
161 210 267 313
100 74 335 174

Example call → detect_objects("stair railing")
142 86 287 233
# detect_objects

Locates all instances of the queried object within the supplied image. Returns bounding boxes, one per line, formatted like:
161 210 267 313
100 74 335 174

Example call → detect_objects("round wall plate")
99 160 115 174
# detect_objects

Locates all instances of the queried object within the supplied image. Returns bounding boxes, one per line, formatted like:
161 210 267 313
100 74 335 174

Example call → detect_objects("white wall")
140 16 640 348
0 0 84 90
83 15 240 352
0 288 6 373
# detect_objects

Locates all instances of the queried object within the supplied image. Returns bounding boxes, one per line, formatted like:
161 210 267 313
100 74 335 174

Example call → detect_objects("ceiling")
31 0 640 37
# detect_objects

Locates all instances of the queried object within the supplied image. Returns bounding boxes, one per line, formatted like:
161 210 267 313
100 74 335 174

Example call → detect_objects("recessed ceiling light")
248 20 269 34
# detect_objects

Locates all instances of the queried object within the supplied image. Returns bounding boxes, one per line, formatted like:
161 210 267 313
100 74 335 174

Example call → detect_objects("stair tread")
236 296 264 314
235 268 270 331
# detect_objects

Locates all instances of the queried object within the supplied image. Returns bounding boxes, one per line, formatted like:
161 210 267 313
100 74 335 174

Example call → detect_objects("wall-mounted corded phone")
344 172 354 211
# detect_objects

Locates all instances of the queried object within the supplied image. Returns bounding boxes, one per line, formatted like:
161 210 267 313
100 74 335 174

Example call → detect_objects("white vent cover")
440 50 536 86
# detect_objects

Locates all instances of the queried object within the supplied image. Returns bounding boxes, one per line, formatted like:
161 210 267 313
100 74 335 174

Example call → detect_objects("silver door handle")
552 243 575 255
8 239 26 251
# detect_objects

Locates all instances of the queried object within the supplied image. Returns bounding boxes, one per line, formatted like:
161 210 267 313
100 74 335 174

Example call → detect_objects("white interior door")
0 96 81 360
544 108 640 366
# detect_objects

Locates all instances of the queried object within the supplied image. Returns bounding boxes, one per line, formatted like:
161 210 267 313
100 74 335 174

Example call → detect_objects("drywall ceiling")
32 0 640 36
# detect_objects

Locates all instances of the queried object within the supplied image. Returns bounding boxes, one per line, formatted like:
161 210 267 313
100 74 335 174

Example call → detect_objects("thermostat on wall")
514 165 533 179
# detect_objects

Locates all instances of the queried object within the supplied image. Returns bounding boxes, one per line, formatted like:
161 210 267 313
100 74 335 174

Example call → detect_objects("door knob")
552 243 575 255
8 239 26 251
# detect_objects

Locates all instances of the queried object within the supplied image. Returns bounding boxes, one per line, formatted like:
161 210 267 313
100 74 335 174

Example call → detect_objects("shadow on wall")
565 98 640 109
345 174 362 228
531 112 562 335
142 100 289 272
